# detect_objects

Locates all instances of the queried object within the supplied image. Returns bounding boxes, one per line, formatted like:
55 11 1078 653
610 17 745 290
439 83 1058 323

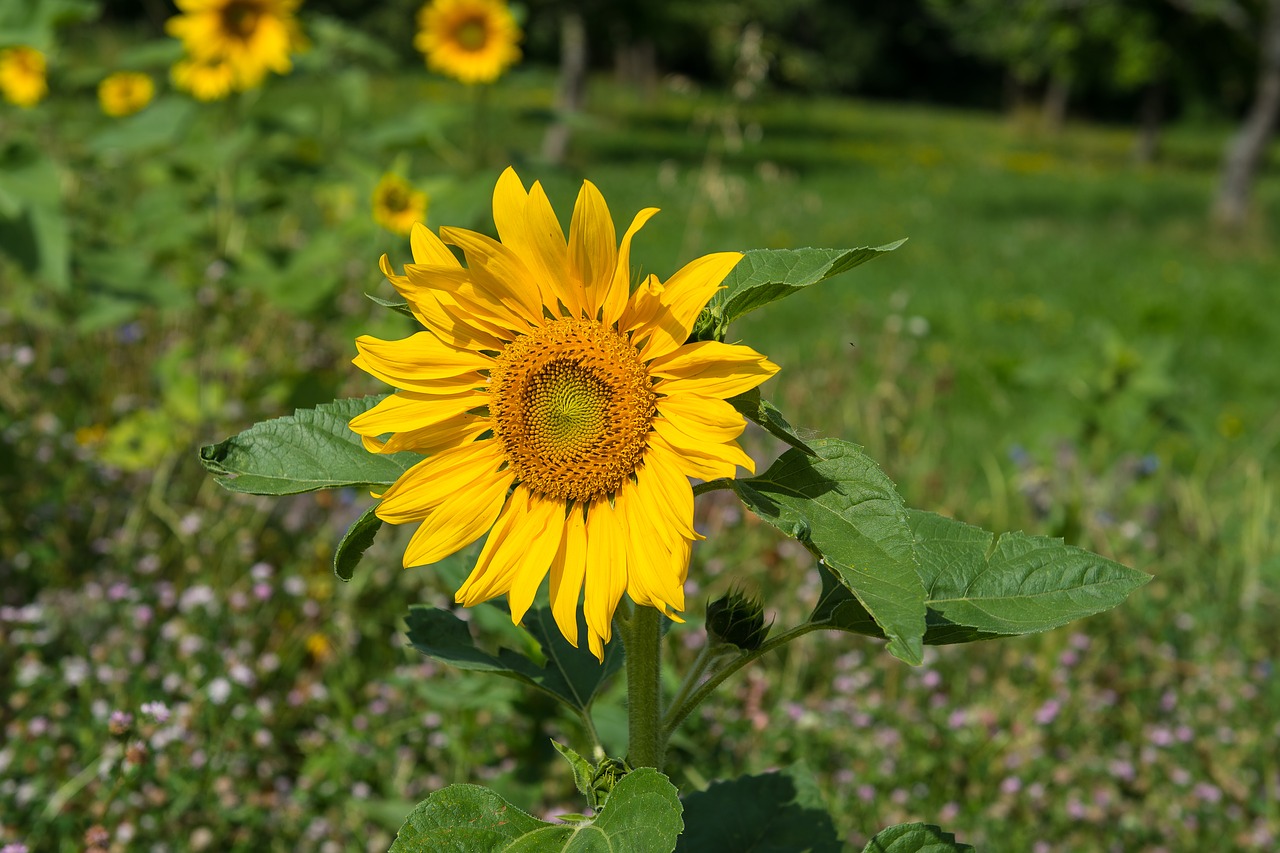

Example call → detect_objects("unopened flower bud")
706 588 770 651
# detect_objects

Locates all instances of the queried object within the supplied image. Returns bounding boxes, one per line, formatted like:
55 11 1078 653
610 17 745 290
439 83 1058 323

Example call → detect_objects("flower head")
414 0 521 85
98 72 155 117
352 168 778 659
0 47 47 108
372 174 429 236
166 0 303 95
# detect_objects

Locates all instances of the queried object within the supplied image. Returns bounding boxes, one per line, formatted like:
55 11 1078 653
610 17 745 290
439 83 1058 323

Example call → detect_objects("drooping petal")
401 463 514 567
354 333 494 391
648 428 754 481
649 341 780 399
506 495 566 624
454 485 531 606
601 207 659 328
616 478 686 618
548 504 588 646
618 274 664 336
636 252 742 361
582 498 628 661
567 180 617 319
376 440 506 522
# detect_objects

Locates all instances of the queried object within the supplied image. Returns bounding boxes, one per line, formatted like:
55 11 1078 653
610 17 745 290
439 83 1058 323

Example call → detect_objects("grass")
2 58 1278 852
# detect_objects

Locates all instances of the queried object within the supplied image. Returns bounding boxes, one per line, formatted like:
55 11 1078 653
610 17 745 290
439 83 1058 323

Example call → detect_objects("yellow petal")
491 168 567 314
567 180 617 319
656 393 747 443
441 226 544 327
349 391 487 439
601 207 659 328
638 448 701 541
648 428 753 481
353 333 494 391
506 494 566 625
619 274 664 336
526 181 575 314
366 413 488 455
582 498 627 656
376 440 506 523
381 255 508 352
401 464 514 567
455 485 530 606
616 479 686 617
650 341 779 399
406 262 531 337
548 504 587 647
638 252 742 361
409 222 462 268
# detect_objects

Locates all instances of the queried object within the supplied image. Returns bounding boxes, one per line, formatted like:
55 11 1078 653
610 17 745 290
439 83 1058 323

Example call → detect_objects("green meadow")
3 61 1278 850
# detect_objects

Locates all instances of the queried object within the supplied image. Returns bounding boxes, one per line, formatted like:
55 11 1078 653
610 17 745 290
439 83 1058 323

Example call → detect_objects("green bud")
706 587 770 651
589 756 632 811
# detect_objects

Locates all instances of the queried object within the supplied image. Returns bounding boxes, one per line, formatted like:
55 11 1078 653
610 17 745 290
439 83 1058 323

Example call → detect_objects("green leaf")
811 512 1150 644
551 741 595 801
726 439 926 665
199 396 423 495
333 504 382 582
696 244 905 339
676 762 840 853
862 822 974 853
88 98 196 156
906 510 1151 637
404 605 624 716
727 388 815 455
365 293 417 320
390 769 682 852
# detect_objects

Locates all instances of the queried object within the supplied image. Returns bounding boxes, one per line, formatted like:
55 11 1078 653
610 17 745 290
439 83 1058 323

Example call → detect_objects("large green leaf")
199 396 422 495
676 763 840 853
390 769 682 852
693 244 904 339
405 605 624 716
907 510 1151 636
725 439 925 665
862 822 974 853
811 511 1150 643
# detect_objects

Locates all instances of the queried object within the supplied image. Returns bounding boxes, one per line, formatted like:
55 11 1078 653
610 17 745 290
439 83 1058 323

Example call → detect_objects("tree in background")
1214 0 1280 228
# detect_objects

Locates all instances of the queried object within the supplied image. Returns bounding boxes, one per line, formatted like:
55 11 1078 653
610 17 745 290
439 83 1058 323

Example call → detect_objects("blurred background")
2 0 1278 850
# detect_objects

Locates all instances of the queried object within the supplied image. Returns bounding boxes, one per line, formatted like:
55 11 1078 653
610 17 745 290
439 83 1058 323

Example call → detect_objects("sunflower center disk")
221 1 262 40
491 318 656 503
455 19 488 51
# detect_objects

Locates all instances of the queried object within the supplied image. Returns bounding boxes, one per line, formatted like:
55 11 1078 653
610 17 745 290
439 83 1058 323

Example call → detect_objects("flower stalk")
624 604 665 770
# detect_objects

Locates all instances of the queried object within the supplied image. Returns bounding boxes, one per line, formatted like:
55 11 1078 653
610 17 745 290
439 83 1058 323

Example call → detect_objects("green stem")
664 641 723 730
662 622 824 740
624 604 664 769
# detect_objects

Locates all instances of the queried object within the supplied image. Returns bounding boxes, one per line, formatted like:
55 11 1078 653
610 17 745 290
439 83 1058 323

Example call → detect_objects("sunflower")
166 0 303 93
98 72 155 117
372 173 429 236
0 46 47 108
414 0 521 85
351 168 778 659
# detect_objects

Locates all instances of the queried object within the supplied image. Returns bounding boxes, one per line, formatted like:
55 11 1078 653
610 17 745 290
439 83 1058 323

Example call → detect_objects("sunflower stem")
624 604 664 770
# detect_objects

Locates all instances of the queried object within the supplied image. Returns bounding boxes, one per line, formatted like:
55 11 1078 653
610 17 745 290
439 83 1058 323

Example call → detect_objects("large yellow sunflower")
351 168 778 660
0 46 47 108
166 0 303 93
414 0 521 85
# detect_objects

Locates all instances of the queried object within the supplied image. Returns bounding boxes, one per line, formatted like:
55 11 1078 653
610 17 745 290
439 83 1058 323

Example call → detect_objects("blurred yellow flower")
172 54 236 101
0 46 48 108
166 0 304 96
414 0 521 85
98 71 155 117
372 173 428 236
351 167 778 659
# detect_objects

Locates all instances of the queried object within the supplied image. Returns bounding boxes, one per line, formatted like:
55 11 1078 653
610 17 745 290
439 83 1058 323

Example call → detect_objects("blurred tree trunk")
1213 0 1280 229
615 38 657 99
1134 81 1165 164
541 11 588 167
1041 72 1071 131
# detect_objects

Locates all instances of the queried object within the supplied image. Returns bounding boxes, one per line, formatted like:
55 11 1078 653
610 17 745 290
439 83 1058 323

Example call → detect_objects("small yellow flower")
172 54 237 101
414 0 521 85
372 174 429 236
351 168 779 659
305 632 333 662
98 72 155 117
166 0 304 95
0 46 48 108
